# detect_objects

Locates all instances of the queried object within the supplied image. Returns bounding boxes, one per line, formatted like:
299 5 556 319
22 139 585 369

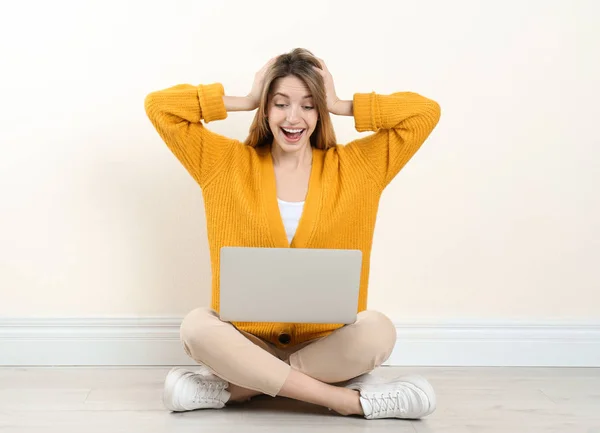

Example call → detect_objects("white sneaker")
162 367 231 412
346 374 436 419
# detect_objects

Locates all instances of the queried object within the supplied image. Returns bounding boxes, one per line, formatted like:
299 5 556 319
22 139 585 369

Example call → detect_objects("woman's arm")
223 95 257 112
145 59 276 187
345 91 441 189
330 99 353 116
314 57 440 188
145 83 237 188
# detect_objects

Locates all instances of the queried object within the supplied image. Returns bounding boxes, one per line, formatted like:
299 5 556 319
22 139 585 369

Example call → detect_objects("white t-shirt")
277 198 305 243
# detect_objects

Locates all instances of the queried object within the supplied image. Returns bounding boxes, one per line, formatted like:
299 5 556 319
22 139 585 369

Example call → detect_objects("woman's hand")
314 58 351 116
246 57 277 110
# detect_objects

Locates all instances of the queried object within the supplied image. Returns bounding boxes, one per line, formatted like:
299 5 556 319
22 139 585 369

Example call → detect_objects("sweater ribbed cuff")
353 92 381 132
198 83 228 123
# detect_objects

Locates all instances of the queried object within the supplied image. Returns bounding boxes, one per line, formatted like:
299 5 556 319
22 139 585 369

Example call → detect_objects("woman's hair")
244 48 337 150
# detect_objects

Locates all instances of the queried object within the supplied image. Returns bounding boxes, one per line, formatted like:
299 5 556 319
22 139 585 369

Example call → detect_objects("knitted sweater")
144 82 440 347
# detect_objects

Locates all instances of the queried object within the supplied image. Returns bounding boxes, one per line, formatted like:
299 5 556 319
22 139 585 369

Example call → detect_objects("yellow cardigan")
145 82 440 347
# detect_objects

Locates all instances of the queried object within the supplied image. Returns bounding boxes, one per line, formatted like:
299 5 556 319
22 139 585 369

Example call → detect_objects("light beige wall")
1 0 598 320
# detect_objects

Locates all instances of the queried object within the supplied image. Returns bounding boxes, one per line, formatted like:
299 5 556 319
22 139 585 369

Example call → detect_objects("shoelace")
191 377 227 403
366 387 413 417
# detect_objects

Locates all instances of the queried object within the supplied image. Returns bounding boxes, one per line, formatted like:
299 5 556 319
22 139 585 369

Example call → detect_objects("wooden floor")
0 366 599 432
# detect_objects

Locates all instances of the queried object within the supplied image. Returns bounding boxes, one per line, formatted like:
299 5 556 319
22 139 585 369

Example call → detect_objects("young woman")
145 48 441 420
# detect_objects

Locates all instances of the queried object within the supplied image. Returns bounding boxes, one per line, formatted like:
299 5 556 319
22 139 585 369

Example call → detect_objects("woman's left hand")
314 58 342 114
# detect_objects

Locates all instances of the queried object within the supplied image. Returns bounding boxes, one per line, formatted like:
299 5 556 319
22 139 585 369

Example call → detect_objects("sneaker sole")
162 367 190 412
401 375 437 417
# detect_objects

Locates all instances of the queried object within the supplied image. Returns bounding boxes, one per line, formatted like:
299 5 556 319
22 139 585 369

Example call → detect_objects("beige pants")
179 308 397 397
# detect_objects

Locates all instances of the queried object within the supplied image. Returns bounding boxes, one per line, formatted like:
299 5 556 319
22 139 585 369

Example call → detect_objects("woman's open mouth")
280 127 305 143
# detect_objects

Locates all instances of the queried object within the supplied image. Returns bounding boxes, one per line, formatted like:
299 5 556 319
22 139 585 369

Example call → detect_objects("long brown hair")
244 48 337 150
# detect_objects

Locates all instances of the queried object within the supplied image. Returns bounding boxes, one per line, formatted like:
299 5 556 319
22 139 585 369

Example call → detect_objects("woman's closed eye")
274 103 314 110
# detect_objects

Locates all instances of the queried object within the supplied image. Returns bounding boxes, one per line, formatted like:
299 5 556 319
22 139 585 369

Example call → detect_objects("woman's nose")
286 106 300 123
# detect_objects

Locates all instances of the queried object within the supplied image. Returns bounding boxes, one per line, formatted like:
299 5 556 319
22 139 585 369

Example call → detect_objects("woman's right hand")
246 57 277 110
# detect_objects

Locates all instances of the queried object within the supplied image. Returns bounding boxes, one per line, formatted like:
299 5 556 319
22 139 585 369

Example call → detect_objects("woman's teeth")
281 127 305 142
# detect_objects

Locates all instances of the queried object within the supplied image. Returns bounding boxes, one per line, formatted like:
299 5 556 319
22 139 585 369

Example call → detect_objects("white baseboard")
1 318 599 367
387 320 600 367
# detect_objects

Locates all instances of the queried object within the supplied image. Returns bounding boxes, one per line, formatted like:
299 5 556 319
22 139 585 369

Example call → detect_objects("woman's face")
267 75 319 153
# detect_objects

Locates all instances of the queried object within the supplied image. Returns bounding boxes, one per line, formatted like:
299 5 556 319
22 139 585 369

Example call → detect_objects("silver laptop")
219 247 362 324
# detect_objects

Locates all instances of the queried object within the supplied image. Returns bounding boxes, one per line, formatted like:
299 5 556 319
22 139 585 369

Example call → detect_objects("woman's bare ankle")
227 383 262 403
333 389 364 416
